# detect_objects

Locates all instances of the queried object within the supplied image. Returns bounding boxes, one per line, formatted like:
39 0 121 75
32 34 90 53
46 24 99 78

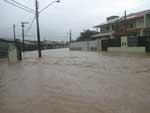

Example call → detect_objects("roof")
93 17 120 28
128 10 149 18
119 10 150 21
113 27 144 36
94 9 150 28
91 32 113 38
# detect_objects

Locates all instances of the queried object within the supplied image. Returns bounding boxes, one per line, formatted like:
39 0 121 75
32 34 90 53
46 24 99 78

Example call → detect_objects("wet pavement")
0 48 150 113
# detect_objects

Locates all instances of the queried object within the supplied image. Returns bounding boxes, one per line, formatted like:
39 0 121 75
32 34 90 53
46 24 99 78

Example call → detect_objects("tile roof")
94 10 150 28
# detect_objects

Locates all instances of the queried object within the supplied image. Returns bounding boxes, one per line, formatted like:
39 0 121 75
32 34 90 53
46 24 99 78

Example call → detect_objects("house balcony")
113 27 145 36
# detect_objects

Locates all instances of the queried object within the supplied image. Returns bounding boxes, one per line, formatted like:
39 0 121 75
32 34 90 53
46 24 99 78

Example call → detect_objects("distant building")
92 10 150 39
43 40 67 49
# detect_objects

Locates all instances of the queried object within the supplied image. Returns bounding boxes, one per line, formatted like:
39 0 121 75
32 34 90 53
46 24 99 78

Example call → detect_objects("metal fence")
109 38 121 47
128 36 139 47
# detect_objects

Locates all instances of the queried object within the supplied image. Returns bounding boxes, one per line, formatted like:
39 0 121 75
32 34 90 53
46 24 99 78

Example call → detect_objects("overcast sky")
0 0 150 41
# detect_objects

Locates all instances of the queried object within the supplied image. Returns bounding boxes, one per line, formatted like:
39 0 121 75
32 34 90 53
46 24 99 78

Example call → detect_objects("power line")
9 0 35 13
4 0 60 58
3 0 34 14
25 16 36 34
15 16 36 38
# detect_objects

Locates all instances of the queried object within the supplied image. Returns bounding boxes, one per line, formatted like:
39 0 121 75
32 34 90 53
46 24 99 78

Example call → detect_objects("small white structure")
8 43 18 63
121 36 128 48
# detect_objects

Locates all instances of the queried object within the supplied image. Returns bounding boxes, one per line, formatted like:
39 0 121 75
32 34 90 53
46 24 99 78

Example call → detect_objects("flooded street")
0 48 150 113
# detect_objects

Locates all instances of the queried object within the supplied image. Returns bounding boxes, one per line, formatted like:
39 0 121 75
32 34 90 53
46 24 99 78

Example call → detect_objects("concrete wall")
89 40 97 51
70 41 88 51
121 36 128 48
8 43 17 63
70 37 146 53
97 39 102 51
108 47 145 53
70 39 101 51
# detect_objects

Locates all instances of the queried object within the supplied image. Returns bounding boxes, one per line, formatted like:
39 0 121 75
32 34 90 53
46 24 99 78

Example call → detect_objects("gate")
101 39 109 51
145 37 150 52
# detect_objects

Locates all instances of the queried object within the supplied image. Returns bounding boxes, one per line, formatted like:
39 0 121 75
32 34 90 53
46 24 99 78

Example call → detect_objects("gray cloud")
0 0 150 41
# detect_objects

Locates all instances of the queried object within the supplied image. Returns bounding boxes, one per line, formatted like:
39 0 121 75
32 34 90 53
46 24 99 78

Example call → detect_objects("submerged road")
0 48 150 113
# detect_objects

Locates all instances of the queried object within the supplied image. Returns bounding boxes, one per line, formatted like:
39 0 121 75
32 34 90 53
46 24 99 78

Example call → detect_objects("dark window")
112 25 114 30
106 26 109 30
130 23 133 28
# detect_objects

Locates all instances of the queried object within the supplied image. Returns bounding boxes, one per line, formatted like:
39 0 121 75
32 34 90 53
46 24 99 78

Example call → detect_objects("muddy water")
0 48 150 113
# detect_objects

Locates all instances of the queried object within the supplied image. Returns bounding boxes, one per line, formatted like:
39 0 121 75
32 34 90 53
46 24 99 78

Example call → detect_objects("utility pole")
13 24 16 41
21 22 29 52
21 22 25 52
69 29 72 43
3 0 60 58
125 10 127 36
35 0 42 58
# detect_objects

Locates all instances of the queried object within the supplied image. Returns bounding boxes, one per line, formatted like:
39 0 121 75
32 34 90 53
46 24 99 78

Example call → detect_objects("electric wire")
9 0 35 13
25 16 36 35
3 0 34 14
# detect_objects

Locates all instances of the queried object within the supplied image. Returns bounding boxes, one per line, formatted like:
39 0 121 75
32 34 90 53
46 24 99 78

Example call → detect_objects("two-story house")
92 10 150 39
92 16 119 39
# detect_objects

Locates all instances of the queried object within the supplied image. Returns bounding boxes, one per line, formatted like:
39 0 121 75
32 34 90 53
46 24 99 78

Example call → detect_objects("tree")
77 29 98 41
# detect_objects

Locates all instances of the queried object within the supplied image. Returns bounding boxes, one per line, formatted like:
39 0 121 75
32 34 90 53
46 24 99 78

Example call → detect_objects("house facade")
92 10 150 39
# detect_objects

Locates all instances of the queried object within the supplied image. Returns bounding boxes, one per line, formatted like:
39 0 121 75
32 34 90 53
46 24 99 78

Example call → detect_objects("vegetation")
76 29 98 41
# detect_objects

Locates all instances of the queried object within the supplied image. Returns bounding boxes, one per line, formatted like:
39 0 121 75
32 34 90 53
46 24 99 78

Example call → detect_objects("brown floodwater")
0 48 150 113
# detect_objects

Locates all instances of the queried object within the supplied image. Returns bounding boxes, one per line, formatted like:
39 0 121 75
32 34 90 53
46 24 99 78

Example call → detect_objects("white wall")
97 39 102 51
89 40 97 51
121 36 128 48
70 41 88 51
70 38 146 53
108 47 145 53
70 39 101 51
8 43 17 63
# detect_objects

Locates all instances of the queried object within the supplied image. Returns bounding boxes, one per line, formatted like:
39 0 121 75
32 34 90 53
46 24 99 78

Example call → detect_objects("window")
106 26 109 30
129 23 133 28
112 25 114 30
